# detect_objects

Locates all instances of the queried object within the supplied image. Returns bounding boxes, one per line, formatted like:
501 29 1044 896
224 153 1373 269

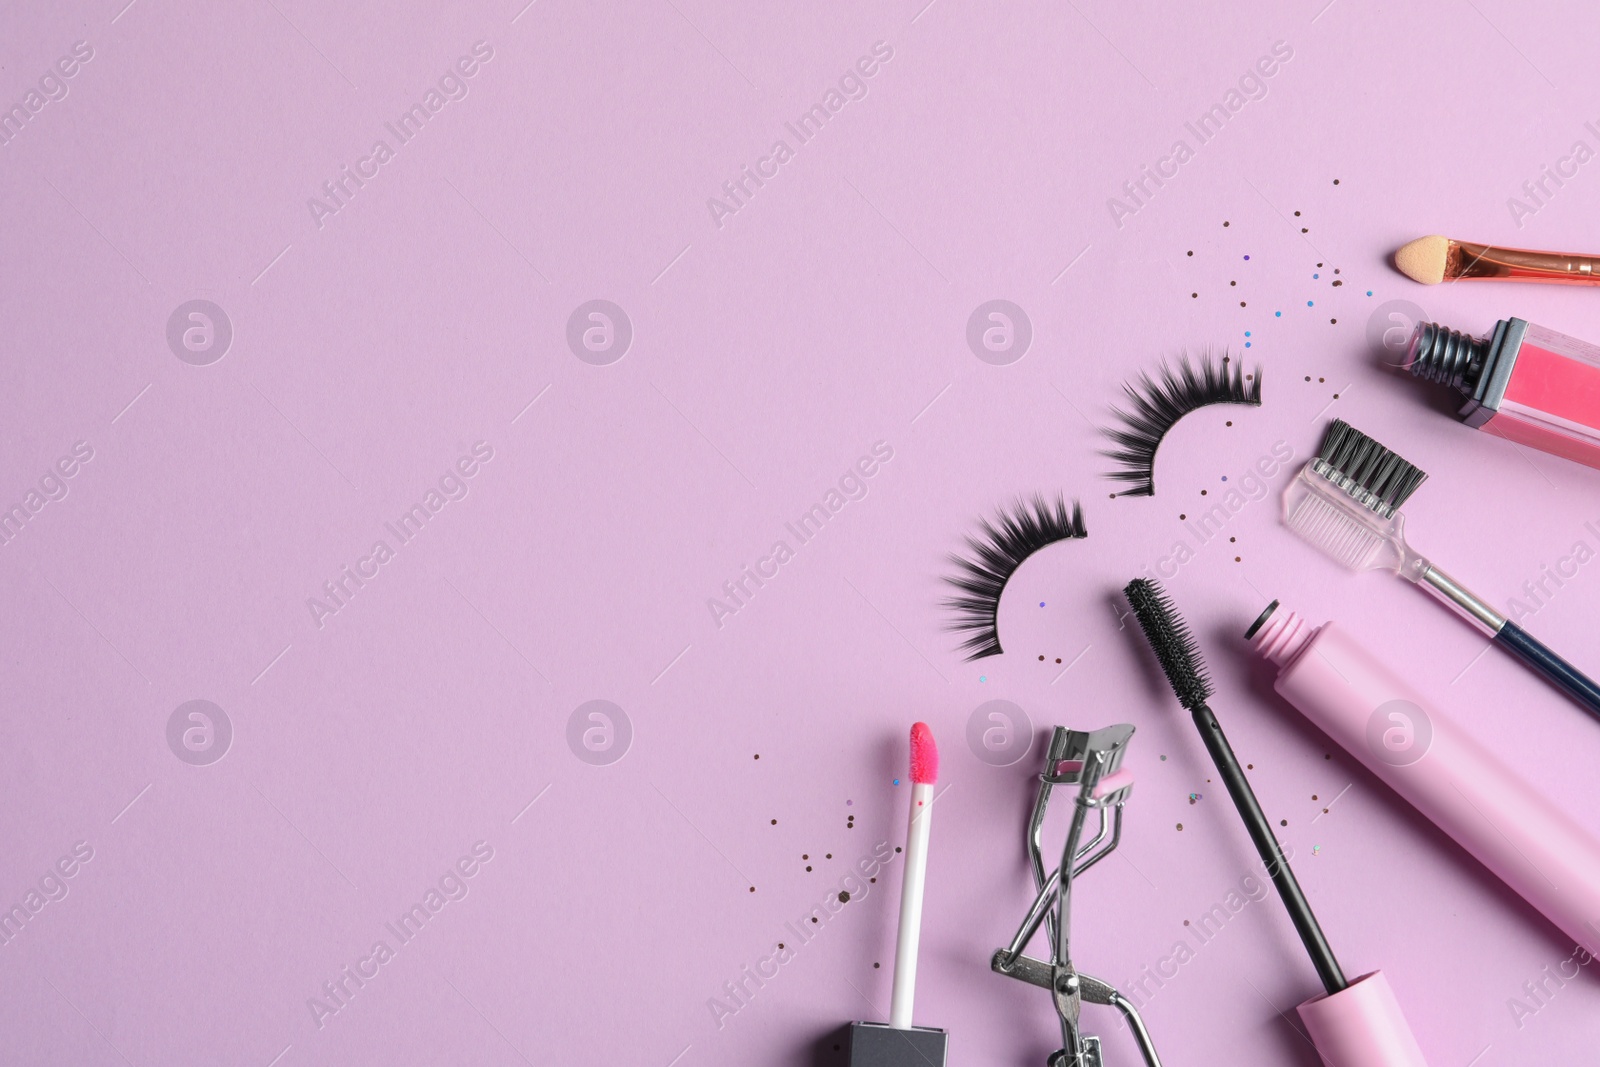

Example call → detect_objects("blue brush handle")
1497 622 1600 719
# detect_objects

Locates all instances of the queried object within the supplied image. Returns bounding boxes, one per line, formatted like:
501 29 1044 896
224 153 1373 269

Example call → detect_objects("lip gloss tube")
1405 317 1600 470
1247 600 1600 954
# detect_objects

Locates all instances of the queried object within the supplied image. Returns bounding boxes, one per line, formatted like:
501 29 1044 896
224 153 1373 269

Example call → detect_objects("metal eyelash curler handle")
991 725 1162 1067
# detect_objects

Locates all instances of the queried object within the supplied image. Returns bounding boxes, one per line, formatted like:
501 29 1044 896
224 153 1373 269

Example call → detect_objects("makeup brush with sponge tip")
1123 578 1430 1067
1283 418 1600 720
1395 234 1600 286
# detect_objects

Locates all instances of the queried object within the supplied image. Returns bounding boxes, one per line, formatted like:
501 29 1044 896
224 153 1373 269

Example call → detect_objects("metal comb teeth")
1309 419 1429 518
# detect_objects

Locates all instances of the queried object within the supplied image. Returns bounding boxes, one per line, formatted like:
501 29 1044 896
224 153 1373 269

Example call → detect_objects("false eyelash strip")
944 495 1086 661
1102 353 1262 497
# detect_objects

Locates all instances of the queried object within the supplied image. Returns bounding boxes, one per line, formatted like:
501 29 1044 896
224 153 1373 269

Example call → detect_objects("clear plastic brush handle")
1283 468 1431 580
1284 466 1503 632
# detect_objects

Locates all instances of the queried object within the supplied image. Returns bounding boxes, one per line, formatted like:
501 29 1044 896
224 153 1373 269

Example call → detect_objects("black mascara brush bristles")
1122 578 1214 710
1103 353 1262 496
944 495 1086 660
1311 419 1429 519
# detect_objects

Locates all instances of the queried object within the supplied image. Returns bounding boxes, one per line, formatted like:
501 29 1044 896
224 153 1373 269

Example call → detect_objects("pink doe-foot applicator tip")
909 722 939 785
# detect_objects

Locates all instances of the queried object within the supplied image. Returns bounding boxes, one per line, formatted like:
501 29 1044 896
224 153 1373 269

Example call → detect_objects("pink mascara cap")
1298 970 1429 1067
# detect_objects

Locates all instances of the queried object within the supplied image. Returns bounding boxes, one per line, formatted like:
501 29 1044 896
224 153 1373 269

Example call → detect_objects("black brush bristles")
1103 353 1262 496
1122 578 1214 710
1311 418 1429 519
944 496 1087 660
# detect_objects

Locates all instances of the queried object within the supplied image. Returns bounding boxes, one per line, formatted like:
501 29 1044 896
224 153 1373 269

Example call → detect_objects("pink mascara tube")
1248 600 1600 956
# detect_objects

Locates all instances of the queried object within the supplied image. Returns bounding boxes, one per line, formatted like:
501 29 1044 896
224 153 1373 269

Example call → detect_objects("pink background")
5 1 1600 1064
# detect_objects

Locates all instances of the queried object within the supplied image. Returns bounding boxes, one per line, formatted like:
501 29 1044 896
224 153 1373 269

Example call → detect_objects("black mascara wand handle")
1193 702 1348 995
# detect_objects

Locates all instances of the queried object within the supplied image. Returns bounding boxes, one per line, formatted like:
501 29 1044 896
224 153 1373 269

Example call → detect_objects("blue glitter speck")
1245 331 1251 337
1245 342 1252 348
979 675 987 683
1307 300 1314 307
1367 290 1373 296
1244 255 1251 260
1039 602 1046 607
1275 311 1282 317
893 779 900 786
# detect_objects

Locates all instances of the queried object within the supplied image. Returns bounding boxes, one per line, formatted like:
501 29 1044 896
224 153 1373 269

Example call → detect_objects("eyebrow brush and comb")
1283 418 1600 719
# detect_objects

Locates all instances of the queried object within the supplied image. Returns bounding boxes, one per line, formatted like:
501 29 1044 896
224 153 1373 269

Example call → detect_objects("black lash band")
944 495 1086 661
1102 353 1262 497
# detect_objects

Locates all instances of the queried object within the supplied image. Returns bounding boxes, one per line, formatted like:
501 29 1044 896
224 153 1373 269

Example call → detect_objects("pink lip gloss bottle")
1247 599 1600 956
1406 318 1600 469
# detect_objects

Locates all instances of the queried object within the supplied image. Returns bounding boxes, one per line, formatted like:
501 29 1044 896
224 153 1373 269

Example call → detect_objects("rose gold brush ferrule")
1448 240 1600 283
1396 235 1600 285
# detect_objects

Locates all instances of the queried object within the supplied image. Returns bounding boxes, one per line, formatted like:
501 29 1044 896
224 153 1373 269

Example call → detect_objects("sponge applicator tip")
1394 235 1450 285
909 722 939 785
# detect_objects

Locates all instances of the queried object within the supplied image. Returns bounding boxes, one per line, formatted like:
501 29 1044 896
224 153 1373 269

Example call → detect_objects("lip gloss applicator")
846 723 949 1066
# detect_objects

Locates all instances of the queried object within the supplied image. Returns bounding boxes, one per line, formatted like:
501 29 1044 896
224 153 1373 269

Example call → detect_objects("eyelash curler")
991 724 1162 1067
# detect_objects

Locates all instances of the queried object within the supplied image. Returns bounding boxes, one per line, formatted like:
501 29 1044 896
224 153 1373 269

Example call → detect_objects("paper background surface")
4 2 1600 1064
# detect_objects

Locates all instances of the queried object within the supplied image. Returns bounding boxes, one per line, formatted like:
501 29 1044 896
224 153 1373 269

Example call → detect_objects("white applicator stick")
889 721 938 1030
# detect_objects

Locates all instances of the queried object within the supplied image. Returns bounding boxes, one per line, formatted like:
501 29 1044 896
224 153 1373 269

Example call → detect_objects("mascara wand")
1123 579 1431 1067
1123 578 1344 994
